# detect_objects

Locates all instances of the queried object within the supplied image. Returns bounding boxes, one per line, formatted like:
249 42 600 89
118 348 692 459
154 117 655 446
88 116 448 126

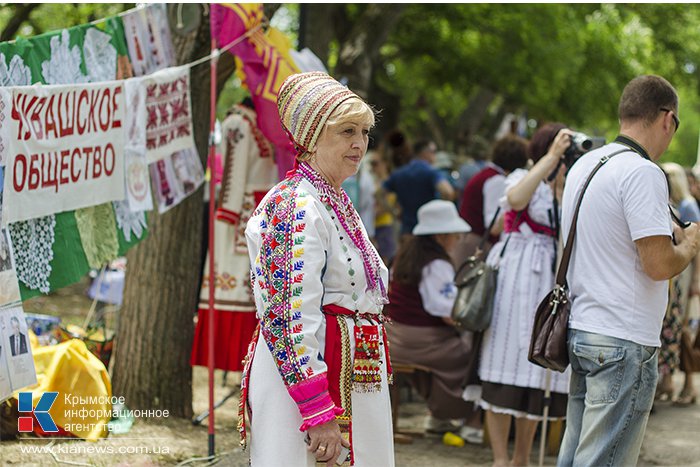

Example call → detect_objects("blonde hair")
325 97 375 128
662 162 693 205
297 98 375 162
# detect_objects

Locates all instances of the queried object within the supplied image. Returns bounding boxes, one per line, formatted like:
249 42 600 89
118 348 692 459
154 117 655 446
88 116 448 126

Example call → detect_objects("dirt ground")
2 278 700 466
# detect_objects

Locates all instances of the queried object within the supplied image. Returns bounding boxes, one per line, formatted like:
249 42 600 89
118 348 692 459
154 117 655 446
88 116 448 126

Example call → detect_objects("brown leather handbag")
528 149 628 372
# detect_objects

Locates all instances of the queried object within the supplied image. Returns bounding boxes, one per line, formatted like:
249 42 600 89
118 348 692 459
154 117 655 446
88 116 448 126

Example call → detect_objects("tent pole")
206 35 219 458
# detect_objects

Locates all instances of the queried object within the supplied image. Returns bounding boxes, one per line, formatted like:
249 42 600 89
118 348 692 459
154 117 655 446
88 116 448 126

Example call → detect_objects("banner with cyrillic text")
3 80 126 225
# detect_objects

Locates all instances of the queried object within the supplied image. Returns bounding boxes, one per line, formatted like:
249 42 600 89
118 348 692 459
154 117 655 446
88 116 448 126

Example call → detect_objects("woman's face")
435 233 462 256
312 118 370 188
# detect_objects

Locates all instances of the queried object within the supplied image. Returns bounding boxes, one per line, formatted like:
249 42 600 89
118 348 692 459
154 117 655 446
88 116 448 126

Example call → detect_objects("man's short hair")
618 75 678 126
413 140 435 155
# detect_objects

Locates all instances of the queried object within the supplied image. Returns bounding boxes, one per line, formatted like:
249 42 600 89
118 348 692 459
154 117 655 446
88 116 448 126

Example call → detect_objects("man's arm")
436 179 456 201
635 223 700 281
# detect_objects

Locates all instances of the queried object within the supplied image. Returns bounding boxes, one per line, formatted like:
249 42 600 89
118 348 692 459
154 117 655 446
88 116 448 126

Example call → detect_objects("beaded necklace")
296 162 388 305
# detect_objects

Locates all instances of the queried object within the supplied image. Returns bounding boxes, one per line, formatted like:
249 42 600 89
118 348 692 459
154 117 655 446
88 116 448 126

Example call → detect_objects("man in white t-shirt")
557 75 700 466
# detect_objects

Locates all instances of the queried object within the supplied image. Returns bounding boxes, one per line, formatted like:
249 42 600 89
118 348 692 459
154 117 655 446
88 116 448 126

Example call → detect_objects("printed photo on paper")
0 304 38 400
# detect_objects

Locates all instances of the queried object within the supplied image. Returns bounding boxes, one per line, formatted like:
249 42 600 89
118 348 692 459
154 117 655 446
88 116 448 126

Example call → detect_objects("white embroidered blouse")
245 162 388 423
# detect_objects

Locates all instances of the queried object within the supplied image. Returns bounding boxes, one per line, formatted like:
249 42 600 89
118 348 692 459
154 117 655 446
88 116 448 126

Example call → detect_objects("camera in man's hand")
564 132 606 170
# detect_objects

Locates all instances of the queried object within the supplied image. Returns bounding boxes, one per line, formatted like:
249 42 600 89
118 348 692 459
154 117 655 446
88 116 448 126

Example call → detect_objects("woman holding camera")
467 123 572 467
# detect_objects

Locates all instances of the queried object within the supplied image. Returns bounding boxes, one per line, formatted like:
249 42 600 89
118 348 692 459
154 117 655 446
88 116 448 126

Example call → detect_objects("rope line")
2 4 267 74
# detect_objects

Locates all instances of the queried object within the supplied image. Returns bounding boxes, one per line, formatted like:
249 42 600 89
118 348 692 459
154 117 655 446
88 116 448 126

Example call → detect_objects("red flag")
211 3 298 179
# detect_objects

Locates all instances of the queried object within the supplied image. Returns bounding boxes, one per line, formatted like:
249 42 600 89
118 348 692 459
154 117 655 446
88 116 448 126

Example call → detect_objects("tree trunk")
304 4 340 68
111 7 213 419
0 4 40 41
454 87 497 143
334 4 406 98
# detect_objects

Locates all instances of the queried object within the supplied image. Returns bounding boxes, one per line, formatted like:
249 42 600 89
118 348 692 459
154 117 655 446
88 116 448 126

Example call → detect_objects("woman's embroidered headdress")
277 72 359 158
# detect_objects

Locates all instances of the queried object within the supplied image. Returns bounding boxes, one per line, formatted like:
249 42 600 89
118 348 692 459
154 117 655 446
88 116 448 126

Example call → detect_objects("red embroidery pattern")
145 71 193 153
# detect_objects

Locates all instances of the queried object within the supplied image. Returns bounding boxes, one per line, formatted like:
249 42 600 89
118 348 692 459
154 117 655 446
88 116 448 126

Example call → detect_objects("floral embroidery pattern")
254 178 310 385
145 68 192 156
9 214 56 294
0 53 31 164
83 28 117 83
234 193 255 255
113 200 147 243
439 282 455 298
0 53 32 86
41 29 89 85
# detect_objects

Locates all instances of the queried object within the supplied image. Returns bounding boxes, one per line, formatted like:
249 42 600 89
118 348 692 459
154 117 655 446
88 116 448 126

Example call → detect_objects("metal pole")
207 36 219 458
539 369 553 467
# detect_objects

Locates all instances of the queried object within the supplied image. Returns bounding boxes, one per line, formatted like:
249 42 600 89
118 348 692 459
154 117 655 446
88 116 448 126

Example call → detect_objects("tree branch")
0 3 40 42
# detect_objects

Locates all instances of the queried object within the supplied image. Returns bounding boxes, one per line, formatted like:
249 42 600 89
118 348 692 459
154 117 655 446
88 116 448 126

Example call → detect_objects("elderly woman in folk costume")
239 72 394 466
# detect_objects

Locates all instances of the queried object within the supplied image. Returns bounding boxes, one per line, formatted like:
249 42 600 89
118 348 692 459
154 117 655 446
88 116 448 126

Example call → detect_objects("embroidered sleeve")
253 184 341 429
419 259 457 318
216 115 250 225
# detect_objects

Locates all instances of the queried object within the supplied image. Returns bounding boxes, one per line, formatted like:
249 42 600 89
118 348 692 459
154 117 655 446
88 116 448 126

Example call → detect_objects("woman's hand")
507 128 572 211
306 419 350 465
540 129 572 173
547 129 572 160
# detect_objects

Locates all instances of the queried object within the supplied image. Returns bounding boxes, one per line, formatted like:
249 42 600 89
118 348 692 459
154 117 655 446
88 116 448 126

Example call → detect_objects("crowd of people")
231 71 700 466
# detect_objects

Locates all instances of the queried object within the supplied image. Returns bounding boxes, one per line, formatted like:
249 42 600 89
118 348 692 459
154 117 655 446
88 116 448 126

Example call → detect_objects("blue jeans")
557 329 658 467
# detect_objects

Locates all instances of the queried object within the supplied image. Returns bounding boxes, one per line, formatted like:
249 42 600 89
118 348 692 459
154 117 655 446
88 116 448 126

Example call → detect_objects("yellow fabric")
375 193 397 227
225 3 300 95
28 329 39 349
375 213 394 227
266 27 299 74
23 338 112 440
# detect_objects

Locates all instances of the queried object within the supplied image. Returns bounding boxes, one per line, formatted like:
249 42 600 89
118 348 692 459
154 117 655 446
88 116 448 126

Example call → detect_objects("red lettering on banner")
12 93 33 141
92 145 102 179
71 147 81 182
77 90 88 135
111 86 122 129
13 154 27 192
45 94 58 139
98 88 110 132
11 93 24 140
41 152 58 192
59 91 76 137
29 96 47 140
82 146 93 179
28 154 40 190
87 89 98 134
60 149 70 185
103 143 115 176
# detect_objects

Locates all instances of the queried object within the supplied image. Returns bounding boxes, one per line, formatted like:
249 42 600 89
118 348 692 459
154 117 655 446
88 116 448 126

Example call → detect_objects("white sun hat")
412 200 472 236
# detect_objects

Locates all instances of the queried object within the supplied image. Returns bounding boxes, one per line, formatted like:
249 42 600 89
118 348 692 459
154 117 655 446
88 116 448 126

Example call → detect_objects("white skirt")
248 322 395 467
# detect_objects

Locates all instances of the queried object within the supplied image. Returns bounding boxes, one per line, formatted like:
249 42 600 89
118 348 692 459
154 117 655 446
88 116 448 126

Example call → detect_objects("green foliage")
660 81 700 167
216 76 249 119
372 3 700 166
0 3 133 39
4 3 700 167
